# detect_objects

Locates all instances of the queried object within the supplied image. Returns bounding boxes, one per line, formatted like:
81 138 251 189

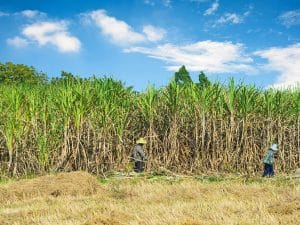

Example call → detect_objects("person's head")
136 137 147 145
270 143 278 152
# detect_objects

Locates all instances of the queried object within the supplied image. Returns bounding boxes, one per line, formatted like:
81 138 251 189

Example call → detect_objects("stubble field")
0 171 299 225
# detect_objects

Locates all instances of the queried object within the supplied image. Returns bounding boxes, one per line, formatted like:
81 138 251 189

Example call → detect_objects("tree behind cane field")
0 63 299 176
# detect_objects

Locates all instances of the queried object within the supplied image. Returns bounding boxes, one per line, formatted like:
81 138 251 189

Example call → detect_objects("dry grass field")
0 172 299 225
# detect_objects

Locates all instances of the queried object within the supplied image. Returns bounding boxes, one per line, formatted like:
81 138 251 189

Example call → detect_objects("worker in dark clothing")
130 137 147 172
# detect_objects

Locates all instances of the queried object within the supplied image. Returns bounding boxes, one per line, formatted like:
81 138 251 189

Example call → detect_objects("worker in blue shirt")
262 143 278 177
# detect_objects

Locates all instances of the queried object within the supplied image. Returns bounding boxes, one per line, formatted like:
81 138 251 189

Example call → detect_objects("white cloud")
0 11 9 17
6 36 28 48
279 10 300 27
144 0 155 6
216 13 243 25
254 44 300 89
143 25 166 42
20 10 46 18
214 7 252 26
86 10 166 46
125 41 254 74
22 21 81 53
144 0 172 7
204 1 219 16
163 0 172 8
190 0 209 3
88 10 145 46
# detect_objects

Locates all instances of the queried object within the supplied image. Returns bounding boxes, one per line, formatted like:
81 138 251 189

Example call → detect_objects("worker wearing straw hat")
262 143 278 177
130 137 147 172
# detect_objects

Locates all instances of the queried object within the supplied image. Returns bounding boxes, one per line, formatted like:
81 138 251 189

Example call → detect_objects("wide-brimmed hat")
270 144 278 151
136 137 147 144
292 168 300 178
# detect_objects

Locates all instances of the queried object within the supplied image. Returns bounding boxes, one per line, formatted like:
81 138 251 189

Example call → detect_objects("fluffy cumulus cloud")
143 25 166 42
279 10 300 27
254 44 300 89
125 40 255 74
22 21 81 52
6 36 28 48
86 10 166 46
88 10 145 45
204 1 219 16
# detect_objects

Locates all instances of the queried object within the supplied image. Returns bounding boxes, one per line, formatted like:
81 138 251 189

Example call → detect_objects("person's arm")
143 152 148 161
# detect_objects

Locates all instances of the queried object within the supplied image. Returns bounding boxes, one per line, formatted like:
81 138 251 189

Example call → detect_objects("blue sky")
0 0 300 90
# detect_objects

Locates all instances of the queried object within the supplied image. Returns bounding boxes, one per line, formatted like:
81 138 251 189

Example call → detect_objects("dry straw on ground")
0 171 100 202
0 172 299 225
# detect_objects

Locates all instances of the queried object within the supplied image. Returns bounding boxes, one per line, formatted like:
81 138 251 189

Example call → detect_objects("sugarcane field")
0 63 299 224
1 1 300 224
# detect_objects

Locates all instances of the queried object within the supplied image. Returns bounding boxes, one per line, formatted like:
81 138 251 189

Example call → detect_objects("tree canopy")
174 65 211 88
0 62 46 85
174 65 192 85
0 62 211 90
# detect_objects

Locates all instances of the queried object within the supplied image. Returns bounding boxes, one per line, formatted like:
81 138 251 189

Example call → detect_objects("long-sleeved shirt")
263 149 276 165
131 145 147 162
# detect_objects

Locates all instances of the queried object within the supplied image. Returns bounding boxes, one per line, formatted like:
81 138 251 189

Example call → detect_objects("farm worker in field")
262 143 278 177
130 137 147 172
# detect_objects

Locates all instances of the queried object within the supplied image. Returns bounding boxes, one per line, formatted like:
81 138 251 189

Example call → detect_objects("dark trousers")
262 163 274 177
134 161 145 172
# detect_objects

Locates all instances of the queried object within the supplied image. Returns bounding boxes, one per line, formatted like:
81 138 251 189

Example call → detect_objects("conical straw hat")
136 137 147 144
270 144 278 151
